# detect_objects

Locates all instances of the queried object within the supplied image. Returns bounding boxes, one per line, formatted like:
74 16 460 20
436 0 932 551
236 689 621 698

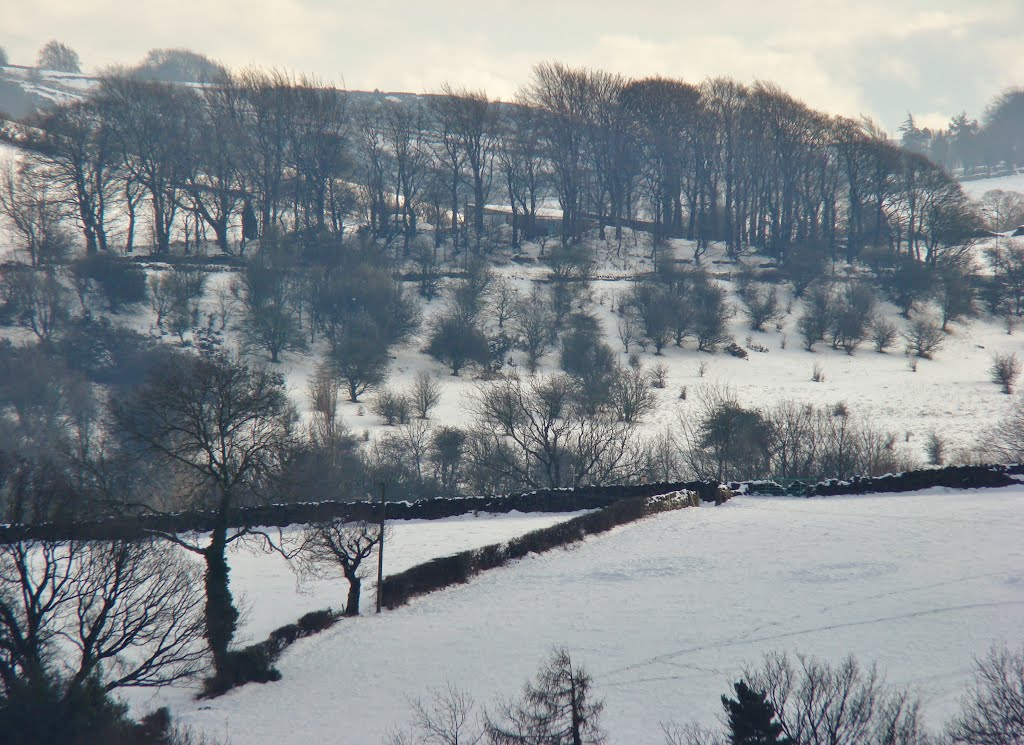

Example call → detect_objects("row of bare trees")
3 63 978 267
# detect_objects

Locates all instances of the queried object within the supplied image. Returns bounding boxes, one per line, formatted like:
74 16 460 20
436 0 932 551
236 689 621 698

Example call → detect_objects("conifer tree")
721 680 791 745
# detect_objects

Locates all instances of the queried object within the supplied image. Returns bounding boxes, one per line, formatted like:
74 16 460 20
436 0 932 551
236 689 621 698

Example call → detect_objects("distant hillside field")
158 488 1024 745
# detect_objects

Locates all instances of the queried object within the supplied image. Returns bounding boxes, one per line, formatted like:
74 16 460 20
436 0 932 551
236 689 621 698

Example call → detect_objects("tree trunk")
344 573 361 616
204 527 238 674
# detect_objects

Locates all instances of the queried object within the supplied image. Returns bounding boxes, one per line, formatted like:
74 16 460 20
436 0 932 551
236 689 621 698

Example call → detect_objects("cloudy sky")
5 0 1023 132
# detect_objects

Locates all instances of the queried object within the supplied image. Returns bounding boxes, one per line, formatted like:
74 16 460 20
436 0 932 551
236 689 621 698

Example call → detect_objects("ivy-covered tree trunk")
343 569 361 616
204 526 238 674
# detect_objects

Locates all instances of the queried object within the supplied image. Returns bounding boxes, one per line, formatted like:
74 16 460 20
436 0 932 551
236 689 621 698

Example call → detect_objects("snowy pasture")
224 510 590 644
960 171 1024 199
164 488 1024 745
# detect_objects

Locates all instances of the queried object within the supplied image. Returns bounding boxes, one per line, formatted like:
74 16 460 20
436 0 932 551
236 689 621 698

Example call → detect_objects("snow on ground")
123 510 585 713
166 488 1024 745
297 253 1024 466
961 171 1024 199
3 160 1024 462
227 510 591 643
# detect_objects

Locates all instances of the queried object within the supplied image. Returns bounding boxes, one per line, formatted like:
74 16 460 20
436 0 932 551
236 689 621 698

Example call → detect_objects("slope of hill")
960 171 1024 200
165 488 1024 744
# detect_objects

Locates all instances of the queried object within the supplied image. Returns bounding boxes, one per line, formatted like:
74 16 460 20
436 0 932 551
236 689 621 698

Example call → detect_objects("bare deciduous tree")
742 652 927 745
0 538 205 698
37 40 81 72
610 365 657 424
903 317 945 359
989 352 1021 394
389 684 482 745
512 290 557 373
947 644 1024 745
0 164 74 267
289 519 387 616
113 351 297 675
470 374 643 489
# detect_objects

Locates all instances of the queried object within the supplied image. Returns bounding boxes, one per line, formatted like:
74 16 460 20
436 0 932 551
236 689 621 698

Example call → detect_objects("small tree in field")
427 313 490 376
513 291 557 373
990 352 1021 394
329 318 391 402
871 317 898 353
290 519 387 616
410 369 442 419
743 284 782 332
903 317 944 359
611 364 657 424
389 685 482 745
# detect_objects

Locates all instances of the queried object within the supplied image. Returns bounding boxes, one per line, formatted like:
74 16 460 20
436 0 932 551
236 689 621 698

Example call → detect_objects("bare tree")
470 374 643 489
100 76 195 254
983 396 1024 463
520 63 592 246
427 313 491 377
307 361 343 447
990 352 1022 395
27 97 119 255
0 164 74 266
610 365 657 424
616 315 640 353
743 652 927 745
290 519 387 616
947 644 1024 745
903 317 945 359
676 384 771 481
390 684 483 745
661 722 725 745
37 40 81 72
411 370 443 419
742 283 783 332
493 278 519 330
0 538 205 706
430 426 466 495
176 81 248 252
112 351 297 675
979 190 1024 232
871 317 899 353
512 289 557 373
495 105 548 247
6 268 71 341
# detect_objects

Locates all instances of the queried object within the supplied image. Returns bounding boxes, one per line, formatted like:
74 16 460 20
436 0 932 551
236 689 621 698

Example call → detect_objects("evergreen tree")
721 680 791 745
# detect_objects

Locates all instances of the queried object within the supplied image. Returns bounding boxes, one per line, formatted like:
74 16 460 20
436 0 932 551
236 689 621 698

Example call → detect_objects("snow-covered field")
225 510 591 643
123 510 585 712
164 488 1024 744
960 171 1024 199
366 266 1023 465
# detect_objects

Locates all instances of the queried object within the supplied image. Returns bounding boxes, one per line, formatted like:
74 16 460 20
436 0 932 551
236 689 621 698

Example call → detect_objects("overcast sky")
5 0 1023 133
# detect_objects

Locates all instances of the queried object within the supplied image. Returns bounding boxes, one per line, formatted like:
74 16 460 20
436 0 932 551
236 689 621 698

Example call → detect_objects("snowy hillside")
219 510 590 643
164 488 1024 745
960 171 1024 200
